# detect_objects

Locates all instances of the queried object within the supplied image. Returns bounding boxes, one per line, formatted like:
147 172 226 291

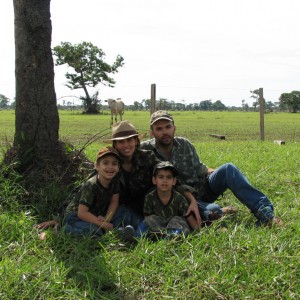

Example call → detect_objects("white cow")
106 98 125 126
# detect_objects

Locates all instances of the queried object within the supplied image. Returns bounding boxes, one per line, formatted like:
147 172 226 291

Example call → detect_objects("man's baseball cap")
153 161 177 176
150 110 174 125
96 146 120 161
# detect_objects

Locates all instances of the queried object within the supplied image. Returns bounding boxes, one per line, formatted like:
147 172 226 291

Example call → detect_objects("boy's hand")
100 222 114 231
36 220 59 230
97 215 105 222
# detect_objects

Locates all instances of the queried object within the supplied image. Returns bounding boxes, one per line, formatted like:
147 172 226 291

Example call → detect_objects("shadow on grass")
46 231 127 299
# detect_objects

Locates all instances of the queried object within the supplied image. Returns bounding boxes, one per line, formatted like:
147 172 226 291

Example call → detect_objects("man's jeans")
198 163 274 224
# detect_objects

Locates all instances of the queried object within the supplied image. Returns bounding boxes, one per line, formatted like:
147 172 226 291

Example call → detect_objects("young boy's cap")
153 161 177 176
96 147 120 161
150 110 174 125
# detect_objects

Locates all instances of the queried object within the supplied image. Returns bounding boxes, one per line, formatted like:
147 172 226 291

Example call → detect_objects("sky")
1 0 300 107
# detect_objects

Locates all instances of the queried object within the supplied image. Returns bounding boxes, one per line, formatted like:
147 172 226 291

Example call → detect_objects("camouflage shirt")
65 174 119 217
119 149 161 216
140 137 208 196
144 189 189 219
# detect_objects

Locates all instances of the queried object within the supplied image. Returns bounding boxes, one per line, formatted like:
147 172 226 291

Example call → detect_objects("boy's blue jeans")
63 213 104 236
198 163 274 224
63 207 143 237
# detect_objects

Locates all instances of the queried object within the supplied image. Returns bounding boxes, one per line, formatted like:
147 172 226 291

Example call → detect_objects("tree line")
1 38 299 113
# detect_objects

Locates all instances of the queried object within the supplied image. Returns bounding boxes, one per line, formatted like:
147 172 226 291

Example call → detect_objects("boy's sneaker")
117 225 136 242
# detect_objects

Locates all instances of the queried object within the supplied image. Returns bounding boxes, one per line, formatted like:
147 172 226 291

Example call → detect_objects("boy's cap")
153 161 177 176
96 147 120 160
150 110 174 125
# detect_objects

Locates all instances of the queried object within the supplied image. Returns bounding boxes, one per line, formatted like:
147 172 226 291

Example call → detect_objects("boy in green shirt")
63 146 121 237
144 161 200 236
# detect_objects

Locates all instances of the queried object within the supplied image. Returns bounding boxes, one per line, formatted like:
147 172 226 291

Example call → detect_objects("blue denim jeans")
111 205 143 230
198 163 274 224
63 207 143 237
63 212 104 237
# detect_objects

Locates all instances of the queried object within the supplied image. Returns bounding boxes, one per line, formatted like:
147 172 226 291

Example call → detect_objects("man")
140 110 282 227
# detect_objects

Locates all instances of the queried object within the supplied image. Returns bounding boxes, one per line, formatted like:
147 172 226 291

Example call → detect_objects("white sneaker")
117 225 136 242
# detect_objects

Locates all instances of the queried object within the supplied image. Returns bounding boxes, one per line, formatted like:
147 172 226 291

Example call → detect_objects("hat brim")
150 117 173 125
103 133 146 143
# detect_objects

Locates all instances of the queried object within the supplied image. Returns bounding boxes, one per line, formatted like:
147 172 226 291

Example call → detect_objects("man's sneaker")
117 225 136 242
222 206 238 215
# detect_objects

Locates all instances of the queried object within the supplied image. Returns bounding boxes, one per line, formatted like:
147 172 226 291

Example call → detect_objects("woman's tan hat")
104 120 145 142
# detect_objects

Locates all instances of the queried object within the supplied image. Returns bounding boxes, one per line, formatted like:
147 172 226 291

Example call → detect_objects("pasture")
0 109 299 299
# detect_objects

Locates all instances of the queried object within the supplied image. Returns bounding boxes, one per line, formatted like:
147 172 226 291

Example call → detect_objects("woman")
106 120 161 229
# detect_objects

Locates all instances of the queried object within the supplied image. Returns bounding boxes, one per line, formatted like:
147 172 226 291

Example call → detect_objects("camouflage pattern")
65 174 119 217
140 137 208 196
144 215 191 235
144 189 191 234
119 149 161 215
144 189 189 218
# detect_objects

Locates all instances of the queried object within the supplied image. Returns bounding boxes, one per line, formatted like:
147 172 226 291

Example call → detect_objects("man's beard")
156 134 173 147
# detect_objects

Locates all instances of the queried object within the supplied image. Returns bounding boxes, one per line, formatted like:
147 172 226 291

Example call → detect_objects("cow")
106 98 125 126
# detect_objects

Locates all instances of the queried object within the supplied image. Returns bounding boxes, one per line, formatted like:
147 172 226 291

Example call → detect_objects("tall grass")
0 110 299 299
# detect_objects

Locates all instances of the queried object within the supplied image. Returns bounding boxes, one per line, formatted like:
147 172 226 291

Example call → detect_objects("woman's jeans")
198 163 274 225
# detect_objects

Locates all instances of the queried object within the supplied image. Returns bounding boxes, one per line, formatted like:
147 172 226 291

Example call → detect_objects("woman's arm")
182 191 201 225
186 214 201 231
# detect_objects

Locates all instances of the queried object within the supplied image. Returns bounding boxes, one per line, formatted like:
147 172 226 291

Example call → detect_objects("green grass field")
0 110 299 299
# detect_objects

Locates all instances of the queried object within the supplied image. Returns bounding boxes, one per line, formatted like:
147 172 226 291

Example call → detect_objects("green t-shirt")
65 174 119 217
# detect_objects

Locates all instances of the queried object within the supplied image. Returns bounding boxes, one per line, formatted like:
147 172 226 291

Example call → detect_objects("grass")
0 110 299 299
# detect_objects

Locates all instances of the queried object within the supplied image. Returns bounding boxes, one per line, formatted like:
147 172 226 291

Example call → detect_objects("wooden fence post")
150 83 156 115
259 87 265 141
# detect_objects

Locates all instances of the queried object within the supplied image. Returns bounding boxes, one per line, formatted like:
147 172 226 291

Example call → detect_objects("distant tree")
265 101 275 112
140 99 150 110
156 98 171 110
53 41 124 114
279 91 300 113
212 100 227 111
133 101 143 110
250 89 265 111
175 102 185 110
0 94 10 108
252 101 258 111
199 100 212 111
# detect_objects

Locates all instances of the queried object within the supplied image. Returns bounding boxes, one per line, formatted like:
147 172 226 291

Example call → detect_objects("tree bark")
13 0 59 159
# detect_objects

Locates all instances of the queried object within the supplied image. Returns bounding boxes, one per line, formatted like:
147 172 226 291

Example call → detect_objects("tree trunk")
13 0 59 160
